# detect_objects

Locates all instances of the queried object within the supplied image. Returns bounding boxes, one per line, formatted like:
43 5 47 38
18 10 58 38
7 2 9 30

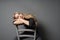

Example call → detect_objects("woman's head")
19 13 24 19
13 12 24 19
13 12 36 19
13 12 19 19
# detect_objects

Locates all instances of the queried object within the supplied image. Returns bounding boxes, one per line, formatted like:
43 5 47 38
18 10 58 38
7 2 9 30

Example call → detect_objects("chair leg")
34 37 36 40
34 36 37 40
34 31 36 40
35 37 37 40
17 37 20 40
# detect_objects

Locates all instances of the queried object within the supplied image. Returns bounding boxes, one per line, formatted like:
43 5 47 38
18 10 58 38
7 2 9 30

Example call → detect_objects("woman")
13 12 37 40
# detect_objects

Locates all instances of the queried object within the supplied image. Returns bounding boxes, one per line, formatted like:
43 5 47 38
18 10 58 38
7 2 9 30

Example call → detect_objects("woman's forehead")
15 14 19 15
14 12 24 15
20 13 23 15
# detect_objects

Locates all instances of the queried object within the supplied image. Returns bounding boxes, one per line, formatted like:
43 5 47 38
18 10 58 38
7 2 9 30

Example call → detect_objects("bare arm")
13 19 24 25
22 19 29 26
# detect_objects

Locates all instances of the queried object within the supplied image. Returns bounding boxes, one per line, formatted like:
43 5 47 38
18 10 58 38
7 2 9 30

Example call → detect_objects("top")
24 18 36 30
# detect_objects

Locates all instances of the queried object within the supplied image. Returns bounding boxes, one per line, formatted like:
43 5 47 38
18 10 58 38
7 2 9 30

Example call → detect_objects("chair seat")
18 35 34 37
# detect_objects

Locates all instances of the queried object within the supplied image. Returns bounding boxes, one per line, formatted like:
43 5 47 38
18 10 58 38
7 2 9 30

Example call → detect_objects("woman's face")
14 13 19 19
19 14 24 19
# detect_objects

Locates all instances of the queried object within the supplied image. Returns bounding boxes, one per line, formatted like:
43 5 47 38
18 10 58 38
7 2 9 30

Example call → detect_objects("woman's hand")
13 18 24 25
13 15 29 26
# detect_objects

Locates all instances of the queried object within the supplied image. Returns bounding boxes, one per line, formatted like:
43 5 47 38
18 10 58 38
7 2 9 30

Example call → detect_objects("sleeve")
29 18 36 29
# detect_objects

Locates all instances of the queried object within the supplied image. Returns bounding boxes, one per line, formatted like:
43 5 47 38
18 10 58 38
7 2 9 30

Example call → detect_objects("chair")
15 25 36 40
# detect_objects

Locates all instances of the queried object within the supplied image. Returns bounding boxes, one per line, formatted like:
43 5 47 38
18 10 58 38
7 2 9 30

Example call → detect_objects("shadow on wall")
36 21 48 40
14 21 48 40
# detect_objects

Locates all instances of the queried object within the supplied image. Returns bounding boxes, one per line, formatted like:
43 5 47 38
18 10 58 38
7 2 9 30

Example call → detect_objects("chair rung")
18 35 34 37
18 29 35 32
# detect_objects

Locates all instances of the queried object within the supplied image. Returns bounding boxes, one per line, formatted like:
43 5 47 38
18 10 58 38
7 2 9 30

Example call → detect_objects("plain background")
0 0 60 40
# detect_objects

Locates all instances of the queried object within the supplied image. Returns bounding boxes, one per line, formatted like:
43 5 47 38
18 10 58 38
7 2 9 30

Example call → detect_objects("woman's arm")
20 19 29 26
22 18 36 29
22 18 35 28
13 17 35 28
13 19 24 25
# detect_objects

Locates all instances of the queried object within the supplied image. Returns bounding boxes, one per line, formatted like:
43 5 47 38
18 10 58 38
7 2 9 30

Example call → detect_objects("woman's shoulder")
29 18 35 21
24 18 34 20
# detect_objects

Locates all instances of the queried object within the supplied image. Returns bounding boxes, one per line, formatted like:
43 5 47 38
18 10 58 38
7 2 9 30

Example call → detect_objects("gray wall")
0 0 60 40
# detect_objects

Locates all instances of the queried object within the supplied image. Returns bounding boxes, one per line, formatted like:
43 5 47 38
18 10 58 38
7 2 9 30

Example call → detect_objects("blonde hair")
24 14 34 19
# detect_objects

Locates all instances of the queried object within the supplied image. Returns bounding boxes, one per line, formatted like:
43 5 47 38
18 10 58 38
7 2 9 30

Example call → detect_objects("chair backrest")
15 25 36 40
